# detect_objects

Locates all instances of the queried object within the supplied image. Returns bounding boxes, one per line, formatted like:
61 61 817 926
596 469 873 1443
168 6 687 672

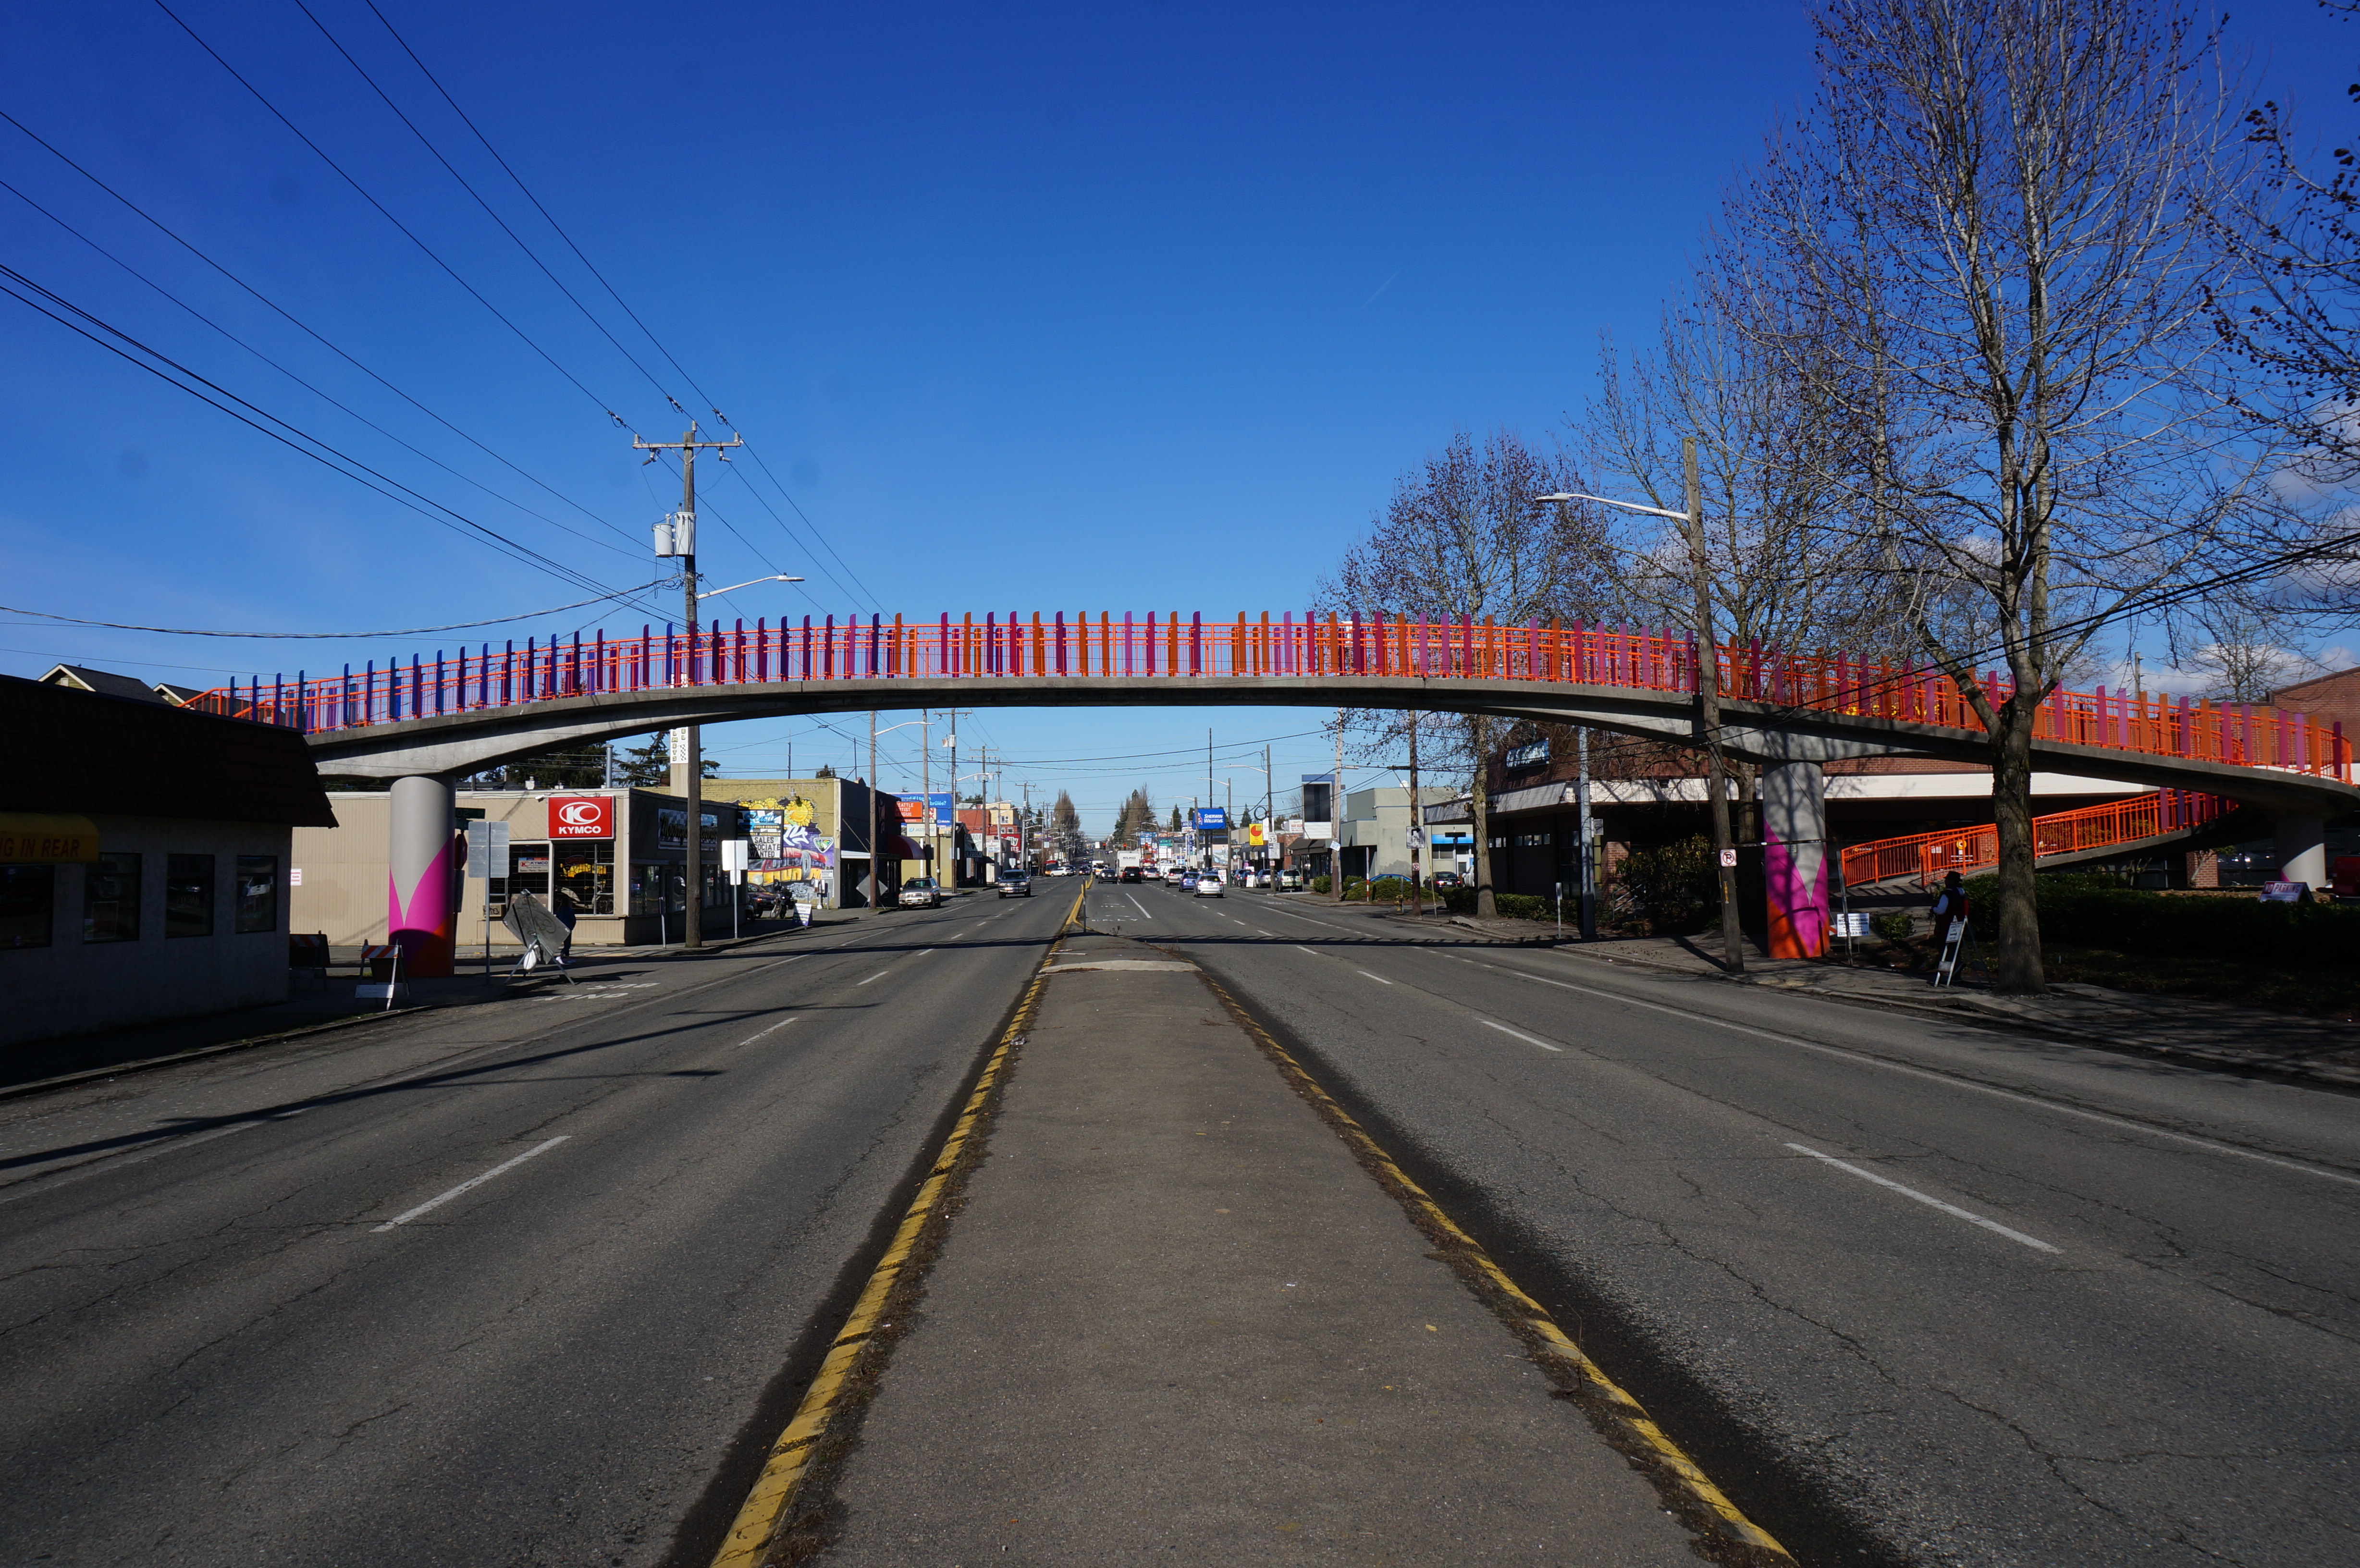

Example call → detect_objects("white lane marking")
1296 946 1323 957
372 1136 569 1233
1497 957 2360 1190
1784 1142 2062 1254
1357 970 1394 986
1126 894 1152 919
915 949 936 958
857 971 889 985
738 1016 800 1045
1480 1019 1563 1053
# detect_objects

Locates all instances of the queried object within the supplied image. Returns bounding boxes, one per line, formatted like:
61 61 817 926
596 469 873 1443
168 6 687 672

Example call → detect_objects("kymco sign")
548 796 615 839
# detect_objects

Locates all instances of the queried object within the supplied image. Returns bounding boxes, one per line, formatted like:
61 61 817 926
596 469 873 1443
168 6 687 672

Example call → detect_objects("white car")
1194 871 1224 896
897 877 944 909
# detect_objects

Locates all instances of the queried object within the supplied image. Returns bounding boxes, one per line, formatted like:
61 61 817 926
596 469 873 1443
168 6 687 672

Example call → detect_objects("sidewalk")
792 930 1747 1566
1373 908 2360 1090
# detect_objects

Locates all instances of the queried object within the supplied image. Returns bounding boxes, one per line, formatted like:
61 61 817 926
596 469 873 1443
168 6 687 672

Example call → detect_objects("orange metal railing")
185 613 2352 786
1839 789 2235 889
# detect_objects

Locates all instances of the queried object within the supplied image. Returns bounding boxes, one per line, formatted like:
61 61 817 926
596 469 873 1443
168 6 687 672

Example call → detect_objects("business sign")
1192 807 1228 831
656 808 722 851
0 812 98 862
896 793 955 825
1505 740 1550 772
548 796 614 839
1247 822 1265 847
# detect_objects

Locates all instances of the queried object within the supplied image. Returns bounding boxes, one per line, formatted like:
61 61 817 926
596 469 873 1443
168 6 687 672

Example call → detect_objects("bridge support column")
389 774 459 979
2275 815 2328 892
1762 760 1828 960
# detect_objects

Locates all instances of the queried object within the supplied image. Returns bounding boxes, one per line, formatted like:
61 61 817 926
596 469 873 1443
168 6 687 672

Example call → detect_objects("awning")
1423 783 1570 824
887 833 925 860
0 813 99 862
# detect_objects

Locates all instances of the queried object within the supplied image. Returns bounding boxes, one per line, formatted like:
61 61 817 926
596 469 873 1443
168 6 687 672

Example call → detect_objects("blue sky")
4 0 2354 827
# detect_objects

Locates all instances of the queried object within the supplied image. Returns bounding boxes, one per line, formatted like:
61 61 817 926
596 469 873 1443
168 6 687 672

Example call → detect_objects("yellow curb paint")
707 891 1081 1568
1195 970 1795 1563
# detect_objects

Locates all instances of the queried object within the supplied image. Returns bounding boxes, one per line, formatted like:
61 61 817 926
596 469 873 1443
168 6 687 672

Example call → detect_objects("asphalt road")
0 887 1074 1568
1105 879 2360 1568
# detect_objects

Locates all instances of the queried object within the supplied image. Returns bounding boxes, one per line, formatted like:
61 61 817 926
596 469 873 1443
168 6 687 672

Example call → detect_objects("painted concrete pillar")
2276 815 2328 891
1762 760 1829 960
389 774 459 979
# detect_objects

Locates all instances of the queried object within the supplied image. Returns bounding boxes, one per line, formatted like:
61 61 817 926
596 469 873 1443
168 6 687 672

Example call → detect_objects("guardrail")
185 612 2350 782
1839 789 2236 889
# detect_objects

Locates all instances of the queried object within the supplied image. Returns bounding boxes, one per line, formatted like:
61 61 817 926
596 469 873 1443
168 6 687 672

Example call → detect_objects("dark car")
997 872 1033 897
1429 870 1464 889
1119 866 1144 882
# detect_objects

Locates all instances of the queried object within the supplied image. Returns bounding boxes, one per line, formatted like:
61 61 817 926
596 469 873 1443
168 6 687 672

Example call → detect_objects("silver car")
897 877 943 909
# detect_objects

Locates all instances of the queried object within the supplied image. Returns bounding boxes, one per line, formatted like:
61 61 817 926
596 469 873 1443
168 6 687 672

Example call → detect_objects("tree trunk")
1472 716 1498 919
1988 702 2047 994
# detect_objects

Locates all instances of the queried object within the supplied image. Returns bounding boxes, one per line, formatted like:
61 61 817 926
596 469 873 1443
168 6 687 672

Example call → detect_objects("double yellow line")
708 880 1085 1568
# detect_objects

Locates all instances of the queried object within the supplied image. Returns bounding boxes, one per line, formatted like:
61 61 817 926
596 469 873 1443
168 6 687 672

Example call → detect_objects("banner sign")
1193 807 1229 831
548 796 614 839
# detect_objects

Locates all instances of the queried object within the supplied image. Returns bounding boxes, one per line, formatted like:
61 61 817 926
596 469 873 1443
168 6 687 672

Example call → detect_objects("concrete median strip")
709 888 1788 1567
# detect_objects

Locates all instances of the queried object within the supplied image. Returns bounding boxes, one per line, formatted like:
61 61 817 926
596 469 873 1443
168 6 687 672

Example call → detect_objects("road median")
714 919 1783 1566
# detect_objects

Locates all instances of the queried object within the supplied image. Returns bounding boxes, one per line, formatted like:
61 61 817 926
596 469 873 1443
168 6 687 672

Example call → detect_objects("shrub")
1341 876 1370 901
1963 872 2360 969
1310 875 1332 894
1613 834 1717 932
1433 884 1553 921
1367 876 1411 904
1870 911 1916 943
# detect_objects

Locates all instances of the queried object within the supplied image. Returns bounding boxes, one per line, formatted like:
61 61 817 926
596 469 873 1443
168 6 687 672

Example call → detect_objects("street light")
1535 439 1745 973
697 574 805 600
864 717 932 910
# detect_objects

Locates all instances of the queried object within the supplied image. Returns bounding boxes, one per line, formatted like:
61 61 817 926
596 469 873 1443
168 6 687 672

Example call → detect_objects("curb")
707 880 1089 1568
1189 964 1794 1566
1560 949 2360 1092
0 1005 436 1104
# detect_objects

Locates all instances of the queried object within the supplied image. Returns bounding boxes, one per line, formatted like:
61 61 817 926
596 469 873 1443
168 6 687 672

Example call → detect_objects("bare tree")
1727 0 2295 992
1323 429 1610 916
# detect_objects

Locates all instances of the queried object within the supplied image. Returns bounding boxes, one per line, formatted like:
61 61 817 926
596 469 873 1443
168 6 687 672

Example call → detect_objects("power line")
152 0 638 427
350 0 883 610
0 263 661 611
0 107 641 547
0 583 672 639
0 172 641 561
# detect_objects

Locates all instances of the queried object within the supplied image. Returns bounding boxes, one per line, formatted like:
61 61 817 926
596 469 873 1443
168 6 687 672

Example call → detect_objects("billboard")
896 793 955 826
547 796 614 839
1192 807 1228 831
1300 773 1333 824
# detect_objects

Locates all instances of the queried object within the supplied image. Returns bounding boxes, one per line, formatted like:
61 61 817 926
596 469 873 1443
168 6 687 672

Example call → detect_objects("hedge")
1964 873 2359 969
1438 886 1556 921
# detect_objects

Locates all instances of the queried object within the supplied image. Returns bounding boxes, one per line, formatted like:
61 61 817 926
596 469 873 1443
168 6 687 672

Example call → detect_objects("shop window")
554 842 615 917
83 852 142 943
235 856 280 934
0 865 54 949
630 863 682 915
509 844 552 900
166 854 215 938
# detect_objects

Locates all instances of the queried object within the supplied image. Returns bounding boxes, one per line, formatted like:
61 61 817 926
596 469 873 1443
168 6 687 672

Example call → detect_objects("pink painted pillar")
1762 760 1828 959
388 774 459 978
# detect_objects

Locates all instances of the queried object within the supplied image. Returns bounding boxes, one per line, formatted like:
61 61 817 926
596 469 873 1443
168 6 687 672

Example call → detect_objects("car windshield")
906 879 934 889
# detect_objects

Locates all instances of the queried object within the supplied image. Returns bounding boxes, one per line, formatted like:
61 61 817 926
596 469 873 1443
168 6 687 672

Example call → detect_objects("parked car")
1277 869 1305 892
1194 871 1224 897
898 877 944 909
1429 870 1464 889
997 872 1033 897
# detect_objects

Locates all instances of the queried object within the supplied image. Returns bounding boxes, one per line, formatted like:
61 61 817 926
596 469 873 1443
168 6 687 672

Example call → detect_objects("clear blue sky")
3 0 2352 828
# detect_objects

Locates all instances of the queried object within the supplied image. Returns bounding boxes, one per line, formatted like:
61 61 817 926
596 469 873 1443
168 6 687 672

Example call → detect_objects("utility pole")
1683 434 1744 975
1576 727 1597 940
1021 781 1033 870
1408 712 1422 916
922 708 932 887
1264 743 1274 885
1332 707 1346 898
634 421 740 950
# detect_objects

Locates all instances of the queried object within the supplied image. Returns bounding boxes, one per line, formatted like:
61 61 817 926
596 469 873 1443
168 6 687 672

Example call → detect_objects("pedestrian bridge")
190 612 2354 968
193 611 2355 812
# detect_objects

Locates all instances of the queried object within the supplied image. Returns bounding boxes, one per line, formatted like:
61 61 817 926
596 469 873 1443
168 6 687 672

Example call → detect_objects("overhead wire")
0 263 663 613
0 107 640 546
0 172 641 561
352 0 883 610
0 584 674 639
151 0 638 427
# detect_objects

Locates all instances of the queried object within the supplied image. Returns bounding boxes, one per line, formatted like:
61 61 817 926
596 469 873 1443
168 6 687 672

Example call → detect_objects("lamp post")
1536 439 1744 974
862 718 930 908
678 573 802 945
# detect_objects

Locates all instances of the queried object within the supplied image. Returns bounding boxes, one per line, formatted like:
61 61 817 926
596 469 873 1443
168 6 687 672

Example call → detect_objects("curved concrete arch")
306 673 2360 815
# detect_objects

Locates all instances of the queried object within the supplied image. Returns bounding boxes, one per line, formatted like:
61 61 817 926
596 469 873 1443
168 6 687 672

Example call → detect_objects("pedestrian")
1930 870 1968 934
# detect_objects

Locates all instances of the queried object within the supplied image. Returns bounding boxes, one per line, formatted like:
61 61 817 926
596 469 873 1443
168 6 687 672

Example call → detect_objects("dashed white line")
372 1137 569 1233
738 1016 800 1045
1784 1142 2061 1253
1479 1019 1563 1053
1357 970 1394 986
1296 946 1322 957
857 971 889 985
